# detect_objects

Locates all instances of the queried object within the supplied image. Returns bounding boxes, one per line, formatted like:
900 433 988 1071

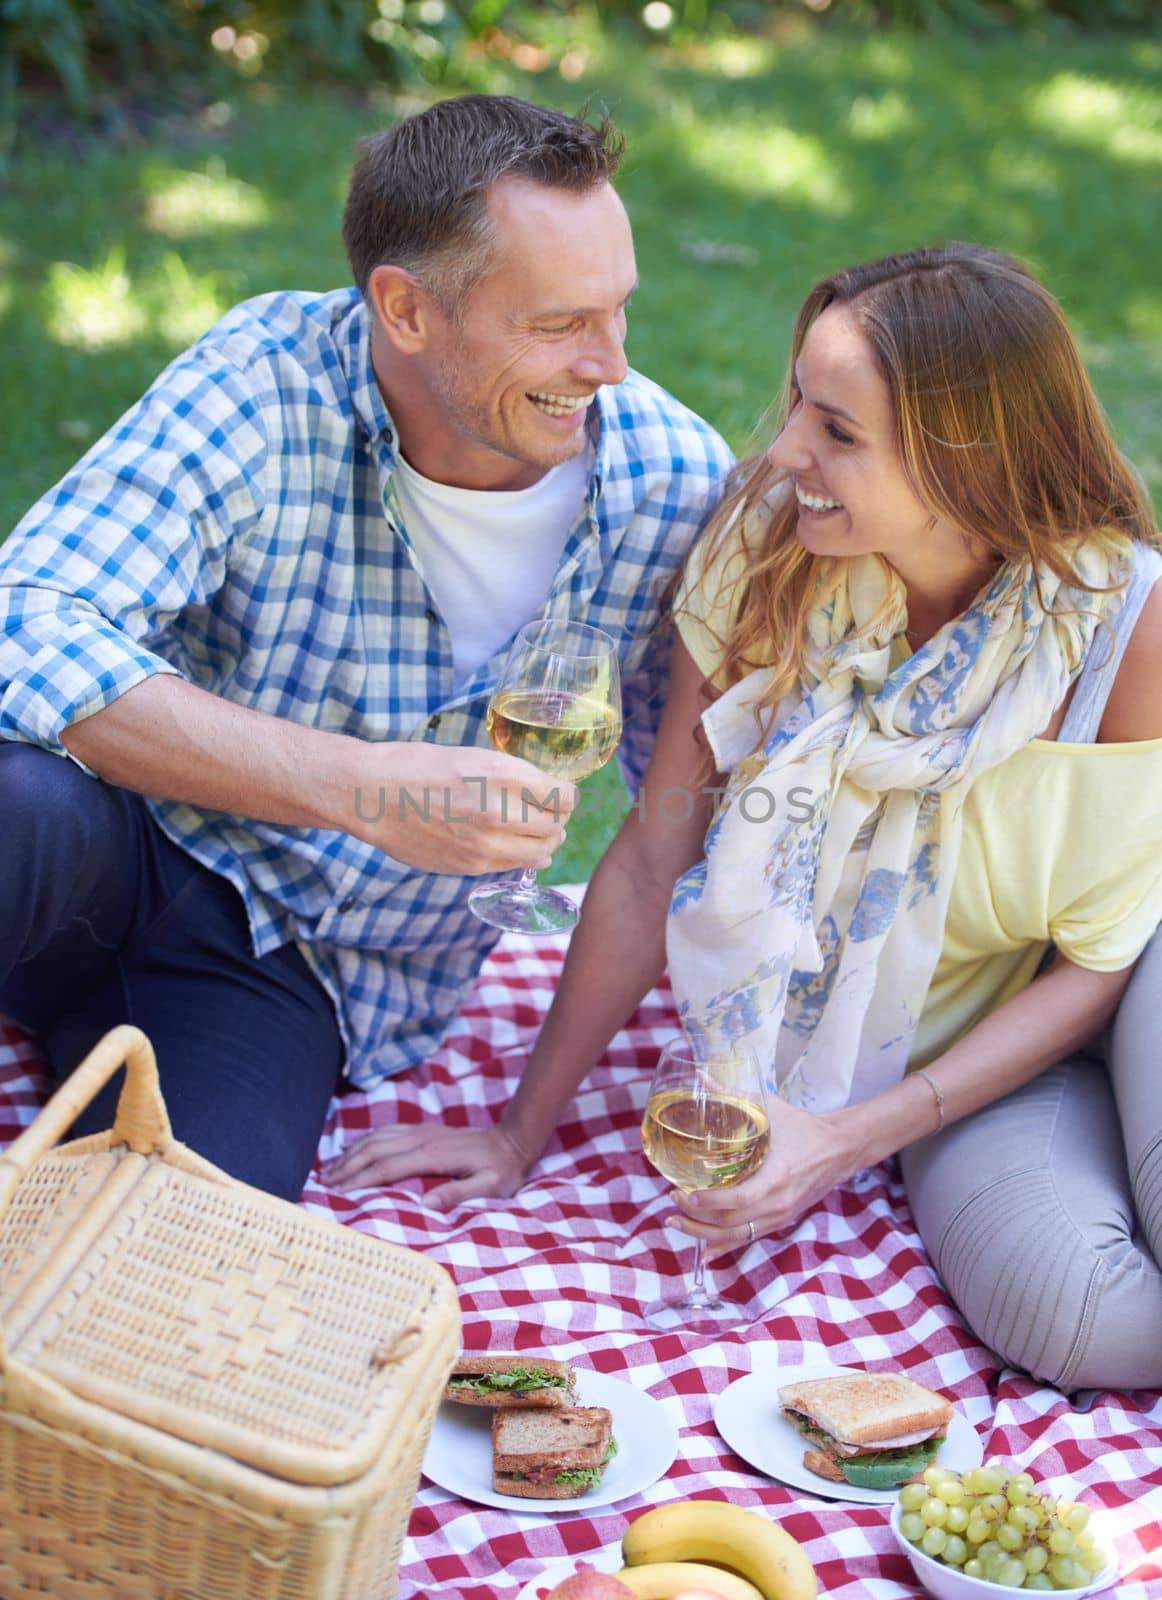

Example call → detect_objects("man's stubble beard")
429 352 584 475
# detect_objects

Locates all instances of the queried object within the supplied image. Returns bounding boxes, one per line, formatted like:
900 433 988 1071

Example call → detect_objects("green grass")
2 24 1159 882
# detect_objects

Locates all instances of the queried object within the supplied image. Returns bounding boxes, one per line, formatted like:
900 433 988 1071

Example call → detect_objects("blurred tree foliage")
2 0 1156 157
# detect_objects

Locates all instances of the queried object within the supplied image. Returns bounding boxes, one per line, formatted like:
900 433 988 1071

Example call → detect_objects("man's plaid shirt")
0 289 732 1086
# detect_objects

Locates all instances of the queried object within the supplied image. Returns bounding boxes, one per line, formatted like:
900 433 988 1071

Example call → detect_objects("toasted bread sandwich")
444 1353 577 1409
492 1406 617 1499
778 1371 954 1490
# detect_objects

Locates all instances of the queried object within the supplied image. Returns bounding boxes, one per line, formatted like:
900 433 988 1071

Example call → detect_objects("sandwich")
492 1406 617 1500
777 1371 954 1490
443 1353 577 1408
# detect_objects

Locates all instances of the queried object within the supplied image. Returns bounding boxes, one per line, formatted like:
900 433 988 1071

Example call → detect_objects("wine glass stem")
689 1235 709 1303
516 868 538 894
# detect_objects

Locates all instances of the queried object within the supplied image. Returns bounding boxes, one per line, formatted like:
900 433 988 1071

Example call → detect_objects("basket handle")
0 1025 172 1205
0 1027 173 1372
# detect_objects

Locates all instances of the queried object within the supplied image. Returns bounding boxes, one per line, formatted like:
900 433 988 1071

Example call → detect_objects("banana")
621 1501 817 1600
611 1561 764 1600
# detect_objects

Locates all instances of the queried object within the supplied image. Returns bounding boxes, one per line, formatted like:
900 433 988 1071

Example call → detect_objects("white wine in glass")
468 618 622 935
486 688 620 782
641 1036 769 1333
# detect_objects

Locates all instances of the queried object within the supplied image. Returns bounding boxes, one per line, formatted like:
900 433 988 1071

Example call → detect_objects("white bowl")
889 1500 1118 1600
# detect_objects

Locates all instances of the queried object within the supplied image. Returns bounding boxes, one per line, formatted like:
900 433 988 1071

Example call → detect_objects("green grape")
1008 1505 1040 1535
983 1493 1010 1520
1006 1478 1031 1507
937 1480 966 1506
977 1540 1002 1566
922 1465 946 1489
998 1556 1027 1587
980 1552 1008 1585
1079 1544 1107 1575
964 1558 984 1580
1063 1502 1090 1535
900 1512 925 1543
1048 1527 1076 1555
1049 1555 1087 1588
943 1534 969 1567
921 1497 949 1528
996 1521 1025 1552
1023 1544 1049 1574
921 1526 948 1558
1024 1574 1054 1591
945 1504 970 1534
900 1482 927 1513
966 1518 991 1545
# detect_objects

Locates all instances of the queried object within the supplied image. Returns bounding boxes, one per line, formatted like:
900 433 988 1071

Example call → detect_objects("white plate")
423 1368 679 1515
713 1361 983 1505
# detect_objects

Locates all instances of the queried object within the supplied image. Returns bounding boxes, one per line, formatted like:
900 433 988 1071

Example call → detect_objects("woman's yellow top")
674 530 1162 1068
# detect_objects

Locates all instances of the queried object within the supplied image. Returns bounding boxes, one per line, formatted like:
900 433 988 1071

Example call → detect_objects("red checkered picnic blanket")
2 922 1159 1600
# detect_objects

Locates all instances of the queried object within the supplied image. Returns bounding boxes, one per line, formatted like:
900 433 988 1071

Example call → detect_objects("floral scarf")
665 538 1130 1110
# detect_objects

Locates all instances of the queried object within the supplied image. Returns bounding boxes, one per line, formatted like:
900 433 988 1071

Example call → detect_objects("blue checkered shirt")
0 289 732 1086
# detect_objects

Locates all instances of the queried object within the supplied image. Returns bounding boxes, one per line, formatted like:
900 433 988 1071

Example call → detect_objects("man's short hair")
342 94 624 320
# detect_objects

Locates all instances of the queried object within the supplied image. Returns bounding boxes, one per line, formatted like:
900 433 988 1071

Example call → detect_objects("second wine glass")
467 618 621 935
641 1035 770 1335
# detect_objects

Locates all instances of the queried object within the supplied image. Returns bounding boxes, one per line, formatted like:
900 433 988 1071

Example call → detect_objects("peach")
542 1576 635 1600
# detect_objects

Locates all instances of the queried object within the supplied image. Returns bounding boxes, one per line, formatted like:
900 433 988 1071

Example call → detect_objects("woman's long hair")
679 243 1158 722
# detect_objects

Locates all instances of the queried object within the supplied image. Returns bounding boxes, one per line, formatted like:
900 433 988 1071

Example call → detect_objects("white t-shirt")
391 451 591 690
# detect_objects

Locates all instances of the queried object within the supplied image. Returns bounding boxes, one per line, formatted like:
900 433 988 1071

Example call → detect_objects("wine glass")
641 1035 770 1333
467 618 622 935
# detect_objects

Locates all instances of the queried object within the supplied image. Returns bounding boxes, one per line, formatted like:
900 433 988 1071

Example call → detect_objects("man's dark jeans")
0 744 343 1199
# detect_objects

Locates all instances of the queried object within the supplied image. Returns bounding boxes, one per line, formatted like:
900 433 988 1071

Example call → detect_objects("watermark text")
352 780 815 828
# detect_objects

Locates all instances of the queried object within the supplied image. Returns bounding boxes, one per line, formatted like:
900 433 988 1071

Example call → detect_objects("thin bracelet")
915 1068 946 1133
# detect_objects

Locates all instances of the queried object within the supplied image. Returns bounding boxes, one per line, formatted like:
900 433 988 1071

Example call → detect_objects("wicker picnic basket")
0 1025 460 1600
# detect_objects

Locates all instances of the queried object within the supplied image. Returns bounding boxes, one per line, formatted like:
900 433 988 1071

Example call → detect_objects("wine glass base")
467 880 579 935
642 1291 741 1336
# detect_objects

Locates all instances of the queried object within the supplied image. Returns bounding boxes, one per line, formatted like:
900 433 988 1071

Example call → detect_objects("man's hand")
58 677 575 879
343 742 576 875
322 1122 533 1209
666 1098 855 1262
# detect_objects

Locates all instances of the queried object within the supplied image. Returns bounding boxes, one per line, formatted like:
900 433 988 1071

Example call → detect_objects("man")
0 95 731 1199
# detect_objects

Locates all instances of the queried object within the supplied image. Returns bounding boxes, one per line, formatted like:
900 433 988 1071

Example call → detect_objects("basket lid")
4 1150 456 1487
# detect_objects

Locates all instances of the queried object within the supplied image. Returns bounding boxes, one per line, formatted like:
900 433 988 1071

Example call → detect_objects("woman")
330 244 1162 1390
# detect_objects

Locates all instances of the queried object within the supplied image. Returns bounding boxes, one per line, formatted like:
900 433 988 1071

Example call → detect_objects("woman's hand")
668 1098 857 1262
322 1122 533 1210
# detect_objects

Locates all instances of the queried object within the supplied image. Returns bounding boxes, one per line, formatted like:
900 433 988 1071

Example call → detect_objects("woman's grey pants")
901 930 1162 1392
